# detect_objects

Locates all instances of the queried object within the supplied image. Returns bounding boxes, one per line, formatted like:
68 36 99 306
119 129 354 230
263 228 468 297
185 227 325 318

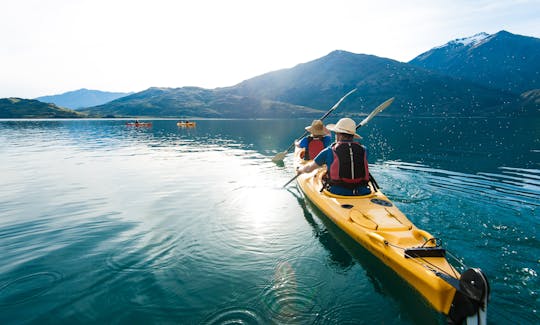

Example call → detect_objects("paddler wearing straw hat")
295 119 332 160
296 117 371 196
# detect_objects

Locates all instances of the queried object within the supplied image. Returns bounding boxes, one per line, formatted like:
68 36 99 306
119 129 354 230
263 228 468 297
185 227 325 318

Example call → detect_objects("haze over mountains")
36 89 133 109
2 30 538 119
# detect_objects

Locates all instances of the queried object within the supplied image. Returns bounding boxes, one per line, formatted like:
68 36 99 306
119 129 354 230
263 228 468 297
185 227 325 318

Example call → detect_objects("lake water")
0 117 538 324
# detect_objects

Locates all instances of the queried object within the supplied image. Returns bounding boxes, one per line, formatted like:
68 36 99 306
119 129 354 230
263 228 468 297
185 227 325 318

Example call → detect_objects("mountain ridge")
36 88 132 109
409 30 540 94
84 47 532 118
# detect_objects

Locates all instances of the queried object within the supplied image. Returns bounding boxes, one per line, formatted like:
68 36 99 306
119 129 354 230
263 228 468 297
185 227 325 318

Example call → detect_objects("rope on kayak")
420 237 442 248
445 249 468 270
385 240 460 280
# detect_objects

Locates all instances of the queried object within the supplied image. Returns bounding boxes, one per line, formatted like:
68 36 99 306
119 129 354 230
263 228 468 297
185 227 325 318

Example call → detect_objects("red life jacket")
305 136 325 160
328 141 369 188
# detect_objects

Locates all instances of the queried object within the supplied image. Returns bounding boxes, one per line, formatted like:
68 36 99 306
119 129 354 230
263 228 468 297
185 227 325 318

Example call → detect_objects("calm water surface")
0 118 538 324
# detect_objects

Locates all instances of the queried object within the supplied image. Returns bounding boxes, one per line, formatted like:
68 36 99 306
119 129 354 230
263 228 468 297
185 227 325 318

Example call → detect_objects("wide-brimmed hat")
305 120 328 136
326 118 361 139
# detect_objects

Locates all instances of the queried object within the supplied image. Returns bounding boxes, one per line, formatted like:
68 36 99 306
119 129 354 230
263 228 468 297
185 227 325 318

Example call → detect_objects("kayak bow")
293 147 489 324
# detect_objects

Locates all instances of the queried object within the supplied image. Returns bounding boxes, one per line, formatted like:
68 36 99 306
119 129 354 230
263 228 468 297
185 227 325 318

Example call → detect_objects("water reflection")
287 188 354 270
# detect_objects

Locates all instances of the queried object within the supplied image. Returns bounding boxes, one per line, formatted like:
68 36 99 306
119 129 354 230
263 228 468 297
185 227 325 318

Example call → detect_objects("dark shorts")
328 185 371 196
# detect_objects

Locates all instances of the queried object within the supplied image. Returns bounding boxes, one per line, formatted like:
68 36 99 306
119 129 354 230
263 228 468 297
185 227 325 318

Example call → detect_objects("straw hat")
305 120 328 136
326 118 361 139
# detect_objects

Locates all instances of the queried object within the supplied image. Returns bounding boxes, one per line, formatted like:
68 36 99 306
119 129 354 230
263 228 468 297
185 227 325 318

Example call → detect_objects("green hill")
83 87 323 118
0 98 86 118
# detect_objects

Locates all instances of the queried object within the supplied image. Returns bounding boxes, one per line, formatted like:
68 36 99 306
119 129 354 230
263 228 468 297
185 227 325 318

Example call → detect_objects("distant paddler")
126 120 152 127
177 120 196 127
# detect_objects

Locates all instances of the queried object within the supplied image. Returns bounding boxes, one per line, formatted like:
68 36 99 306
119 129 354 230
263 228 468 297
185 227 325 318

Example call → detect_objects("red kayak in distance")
126 122 152 127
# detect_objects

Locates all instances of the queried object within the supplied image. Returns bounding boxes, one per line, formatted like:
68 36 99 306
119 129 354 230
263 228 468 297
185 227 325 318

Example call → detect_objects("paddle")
271 88 357 163
282 96 395 188
282 173 300 188
356 97 394 129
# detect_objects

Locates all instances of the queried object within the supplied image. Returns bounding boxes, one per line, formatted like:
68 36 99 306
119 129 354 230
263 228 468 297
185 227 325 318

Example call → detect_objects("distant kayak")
177 121 196 127
293 147 489 325
126 122 152 127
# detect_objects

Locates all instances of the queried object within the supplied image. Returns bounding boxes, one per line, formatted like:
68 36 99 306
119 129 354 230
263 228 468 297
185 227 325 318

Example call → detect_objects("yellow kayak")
293 147 489 324
177 121 196 127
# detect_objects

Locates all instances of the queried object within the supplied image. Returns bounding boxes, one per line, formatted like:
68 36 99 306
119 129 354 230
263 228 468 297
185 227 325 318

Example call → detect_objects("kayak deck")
294 148 459 315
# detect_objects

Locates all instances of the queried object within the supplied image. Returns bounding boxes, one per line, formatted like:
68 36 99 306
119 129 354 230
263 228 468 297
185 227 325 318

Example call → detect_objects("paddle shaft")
272 88 357 161
282 174 300 188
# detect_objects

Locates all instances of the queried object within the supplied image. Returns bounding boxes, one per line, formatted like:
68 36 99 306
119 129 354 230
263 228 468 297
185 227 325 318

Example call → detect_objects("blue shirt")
314 140 371 196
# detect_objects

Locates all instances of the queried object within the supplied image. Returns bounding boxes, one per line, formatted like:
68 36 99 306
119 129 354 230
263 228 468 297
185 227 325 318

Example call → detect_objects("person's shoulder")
319 146 332 156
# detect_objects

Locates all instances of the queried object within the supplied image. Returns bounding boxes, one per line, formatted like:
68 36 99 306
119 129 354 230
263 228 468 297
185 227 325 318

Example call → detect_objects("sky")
1 0 539 99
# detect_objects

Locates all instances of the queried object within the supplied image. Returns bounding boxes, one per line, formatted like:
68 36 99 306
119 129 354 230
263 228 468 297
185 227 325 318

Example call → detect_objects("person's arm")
297 147 327 174
297 161 320 174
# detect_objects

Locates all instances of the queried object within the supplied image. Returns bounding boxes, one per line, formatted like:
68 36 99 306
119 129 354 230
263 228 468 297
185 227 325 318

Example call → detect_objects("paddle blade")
324 88 357 117
272 151 288 162
357 97 394 128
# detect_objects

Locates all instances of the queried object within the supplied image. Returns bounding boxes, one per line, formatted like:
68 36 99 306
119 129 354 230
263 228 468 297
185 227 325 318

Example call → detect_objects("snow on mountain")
409 30 540 95
435 32 490 49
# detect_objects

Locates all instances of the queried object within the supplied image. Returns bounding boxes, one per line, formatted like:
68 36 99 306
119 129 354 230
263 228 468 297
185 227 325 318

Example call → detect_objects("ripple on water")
201 307 265 325
377 161 540 212
259 257 327 324
0 271 63 306
313 302 387 325
369 163 432 203
105 229 199 274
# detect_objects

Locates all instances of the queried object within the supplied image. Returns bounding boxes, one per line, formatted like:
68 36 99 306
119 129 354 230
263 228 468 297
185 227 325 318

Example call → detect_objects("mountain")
227 50 528 117
409 31 540 94
36 88 132 109
82 87 322 118
83 31 539 119
86 50 531 118
0 98 86 118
